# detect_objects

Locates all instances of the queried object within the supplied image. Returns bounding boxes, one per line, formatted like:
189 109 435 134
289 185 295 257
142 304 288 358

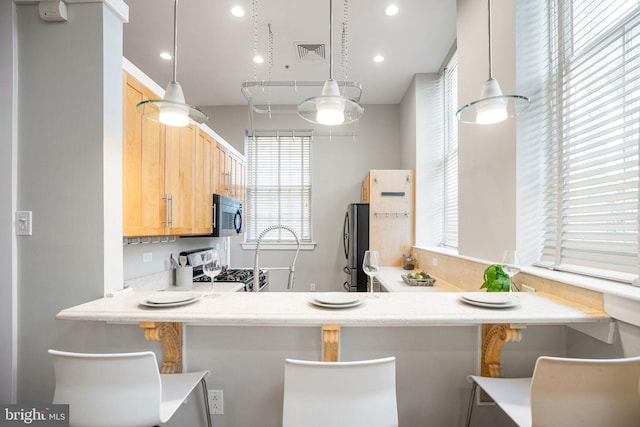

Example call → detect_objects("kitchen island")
57 280 610 374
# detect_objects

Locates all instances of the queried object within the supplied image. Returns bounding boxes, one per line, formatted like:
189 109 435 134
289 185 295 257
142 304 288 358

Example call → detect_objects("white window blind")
245 130 313 243
442 52 459 249
540 0 640 283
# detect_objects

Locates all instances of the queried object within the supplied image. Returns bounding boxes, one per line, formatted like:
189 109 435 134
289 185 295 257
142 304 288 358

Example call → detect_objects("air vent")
295 43 326 61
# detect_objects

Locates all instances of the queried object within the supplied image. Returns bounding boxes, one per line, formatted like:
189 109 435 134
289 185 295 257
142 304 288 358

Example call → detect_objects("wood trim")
481 323 522 378
322 323 341 362
139 321 183 373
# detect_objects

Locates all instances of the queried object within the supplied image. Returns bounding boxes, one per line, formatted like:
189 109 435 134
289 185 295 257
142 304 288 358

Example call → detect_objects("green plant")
481 264 510 292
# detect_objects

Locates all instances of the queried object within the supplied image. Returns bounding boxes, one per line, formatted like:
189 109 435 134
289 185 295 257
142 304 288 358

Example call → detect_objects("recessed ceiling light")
373 55 385 63
385 4 399 16
231 6 245 17
159 51 172 60
253 55 264 64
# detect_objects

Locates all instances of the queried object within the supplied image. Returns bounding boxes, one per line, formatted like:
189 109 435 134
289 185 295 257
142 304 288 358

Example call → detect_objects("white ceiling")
123 0 457 107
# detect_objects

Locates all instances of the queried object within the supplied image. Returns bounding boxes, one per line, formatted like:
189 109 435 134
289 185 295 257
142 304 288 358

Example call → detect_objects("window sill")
241 242 317 251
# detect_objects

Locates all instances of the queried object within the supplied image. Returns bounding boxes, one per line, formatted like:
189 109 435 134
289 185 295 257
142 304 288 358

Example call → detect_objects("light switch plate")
16 211 33 236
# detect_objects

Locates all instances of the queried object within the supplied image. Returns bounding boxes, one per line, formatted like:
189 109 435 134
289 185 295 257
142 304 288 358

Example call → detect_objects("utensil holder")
176 266 193 288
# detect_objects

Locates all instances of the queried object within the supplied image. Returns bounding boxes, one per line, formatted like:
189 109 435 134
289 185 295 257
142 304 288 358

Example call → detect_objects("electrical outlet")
310 282 316 291
142 252 152 263
208 390 224 415
432 258 438 267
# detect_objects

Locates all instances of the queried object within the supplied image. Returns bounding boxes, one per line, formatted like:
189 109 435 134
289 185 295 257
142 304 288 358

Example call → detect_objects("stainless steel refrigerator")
342 203 369 292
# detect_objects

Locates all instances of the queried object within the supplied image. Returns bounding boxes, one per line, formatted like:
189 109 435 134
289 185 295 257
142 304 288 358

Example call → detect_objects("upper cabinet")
122 72 167 237
214 142 245 207
122 71 245 237
364 169 415 267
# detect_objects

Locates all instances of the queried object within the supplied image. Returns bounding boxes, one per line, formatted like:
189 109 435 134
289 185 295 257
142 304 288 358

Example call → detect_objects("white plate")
459 295 519 309
146 292 200 305
309 298 363 309
314 292 361 305
140 297 200 308
461 292 515 305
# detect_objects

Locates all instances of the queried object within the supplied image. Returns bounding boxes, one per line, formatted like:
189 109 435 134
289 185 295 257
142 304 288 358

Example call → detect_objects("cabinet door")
193 129 213 234
165 125 196 235
122 73 167 236
216 142 229 196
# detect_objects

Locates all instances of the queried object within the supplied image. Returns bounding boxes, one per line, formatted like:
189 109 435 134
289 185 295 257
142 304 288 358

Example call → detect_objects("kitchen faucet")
253 225 300 291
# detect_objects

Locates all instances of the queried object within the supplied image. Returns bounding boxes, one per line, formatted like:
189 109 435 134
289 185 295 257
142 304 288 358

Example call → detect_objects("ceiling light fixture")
385 4 399 16
231 6 245 17
456 0 529 125
136 0 207 127
298 0 364 126
159 51 172 60
253 55 264 64
373 55 385 63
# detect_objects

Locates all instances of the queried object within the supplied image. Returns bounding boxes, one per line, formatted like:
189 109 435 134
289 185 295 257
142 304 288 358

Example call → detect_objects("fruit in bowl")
402 271 436 286
407 271 432 280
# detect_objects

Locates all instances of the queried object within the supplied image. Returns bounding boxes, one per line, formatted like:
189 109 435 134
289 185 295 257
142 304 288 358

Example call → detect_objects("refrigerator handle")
343 210 350 260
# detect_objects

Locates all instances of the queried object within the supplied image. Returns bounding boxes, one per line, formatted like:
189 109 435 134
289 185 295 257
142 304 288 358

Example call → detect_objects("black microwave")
212 194 243 237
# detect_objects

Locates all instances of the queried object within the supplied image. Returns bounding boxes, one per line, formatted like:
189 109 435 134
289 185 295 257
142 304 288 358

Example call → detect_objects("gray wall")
15 2 124 401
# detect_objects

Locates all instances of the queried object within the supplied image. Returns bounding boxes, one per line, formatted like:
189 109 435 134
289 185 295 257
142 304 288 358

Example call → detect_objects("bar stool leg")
465 382 478 427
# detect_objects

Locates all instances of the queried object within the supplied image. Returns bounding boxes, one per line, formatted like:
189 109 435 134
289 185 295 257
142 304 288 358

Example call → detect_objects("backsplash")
123 236 229 281
414 247 604 310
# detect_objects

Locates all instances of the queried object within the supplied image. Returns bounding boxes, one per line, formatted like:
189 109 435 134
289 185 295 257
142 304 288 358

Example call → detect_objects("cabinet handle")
168 194 174 226
212 204 216 229
163 194 169 226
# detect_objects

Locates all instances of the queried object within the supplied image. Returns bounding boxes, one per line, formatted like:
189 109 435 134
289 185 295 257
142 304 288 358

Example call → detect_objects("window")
539 0 640 283
417 51 458 250
442 52 459 249
245 130 313 243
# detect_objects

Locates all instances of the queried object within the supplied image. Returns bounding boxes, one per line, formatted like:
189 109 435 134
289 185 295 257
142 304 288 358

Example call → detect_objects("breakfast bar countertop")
56 287 610 328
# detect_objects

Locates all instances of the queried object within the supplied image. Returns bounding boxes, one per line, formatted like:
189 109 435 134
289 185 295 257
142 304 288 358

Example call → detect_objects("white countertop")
57 288 610 327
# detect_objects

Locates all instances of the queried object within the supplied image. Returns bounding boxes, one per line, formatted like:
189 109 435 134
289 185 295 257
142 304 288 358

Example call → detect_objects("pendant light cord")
487 0 493 80
172 0 179 84
329 0 334 80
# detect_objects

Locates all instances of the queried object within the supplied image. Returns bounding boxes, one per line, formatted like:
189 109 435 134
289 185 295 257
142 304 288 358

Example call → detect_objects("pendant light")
298 0 363 126
136 0 208 127
456 0 529 125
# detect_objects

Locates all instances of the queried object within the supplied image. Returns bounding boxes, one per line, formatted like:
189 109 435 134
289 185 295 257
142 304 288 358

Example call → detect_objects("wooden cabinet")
123 71 245 237
214 141 228 196
164 125 196 235
214 141 246 204
122 72 167 236
193 129 213 234
364 169 415 267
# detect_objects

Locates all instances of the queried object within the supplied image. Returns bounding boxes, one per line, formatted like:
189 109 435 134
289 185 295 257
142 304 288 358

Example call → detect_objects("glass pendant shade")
135 0 208 128
457 77 529 125
456 0 529 125
297 0 364 126
298 80 363 126
137 82 207 128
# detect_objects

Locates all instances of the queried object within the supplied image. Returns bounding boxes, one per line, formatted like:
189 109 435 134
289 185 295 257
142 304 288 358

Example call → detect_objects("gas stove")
180 248 268 292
